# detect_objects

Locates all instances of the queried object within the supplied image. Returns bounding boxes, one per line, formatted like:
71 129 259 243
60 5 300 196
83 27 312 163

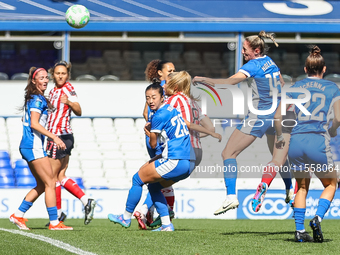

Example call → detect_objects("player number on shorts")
171 115 189 138
297 93 325 121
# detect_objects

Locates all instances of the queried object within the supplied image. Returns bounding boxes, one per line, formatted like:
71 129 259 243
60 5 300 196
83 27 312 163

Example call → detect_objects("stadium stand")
99 75 119 81
75 74 97 81
0 72 9 80
11 73 29 80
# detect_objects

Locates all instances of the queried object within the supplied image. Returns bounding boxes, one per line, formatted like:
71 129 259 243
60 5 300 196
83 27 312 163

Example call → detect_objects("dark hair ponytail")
305 45 325 76
145 80 163 96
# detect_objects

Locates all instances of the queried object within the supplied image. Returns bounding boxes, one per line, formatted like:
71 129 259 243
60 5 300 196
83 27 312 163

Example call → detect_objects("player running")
275 45 340 242
10 67 72 230
46 61 96 225
108 82 193 231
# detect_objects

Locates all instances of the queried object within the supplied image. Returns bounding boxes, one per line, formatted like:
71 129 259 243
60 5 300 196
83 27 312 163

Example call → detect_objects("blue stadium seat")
15 166 33 178
16 176 37 188
0 159 12 168
14 159 28 168
0 176 15 188
14 159 33 177
0 150 10 160
0 167 14 177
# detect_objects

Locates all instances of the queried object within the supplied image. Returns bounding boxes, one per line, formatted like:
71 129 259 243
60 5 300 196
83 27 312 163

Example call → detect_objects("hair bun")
311 45 321 56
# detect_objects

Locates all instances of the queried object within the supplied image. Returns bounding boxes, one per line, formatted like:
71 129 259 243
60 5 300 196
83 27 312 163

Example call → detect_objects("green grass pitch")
0 218 339 255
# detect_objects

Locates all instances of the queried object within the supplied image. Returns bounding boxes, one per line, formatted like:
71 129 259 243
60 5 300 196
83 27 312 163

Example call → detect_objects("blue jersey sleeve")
28 95 46 114
239 60 258 77
150 109 167 133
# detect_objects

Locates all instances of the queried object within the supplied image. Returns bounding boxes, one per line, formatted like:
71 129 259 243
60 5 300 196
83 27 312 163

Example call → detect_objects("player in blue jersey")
9 67 73 230
193 31 287 215
108 82 192 231
275 46 340 242
143 59 175 156
137 59 176 227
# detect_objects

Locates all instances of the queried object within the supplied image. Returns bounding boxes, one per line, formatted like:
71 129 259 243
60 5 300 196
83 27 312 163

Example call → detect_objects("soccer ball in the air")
65 5 90 29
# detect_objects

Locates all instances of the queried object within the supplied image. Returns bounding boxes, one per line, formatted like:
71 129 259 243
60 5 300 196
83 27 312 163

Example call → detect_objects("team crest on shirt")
70 91 77 96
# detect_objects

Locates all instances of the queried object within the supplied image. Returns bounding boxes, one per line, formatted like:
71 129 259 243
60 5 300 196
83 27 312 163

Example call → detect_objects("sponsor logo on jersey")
34 98 42 108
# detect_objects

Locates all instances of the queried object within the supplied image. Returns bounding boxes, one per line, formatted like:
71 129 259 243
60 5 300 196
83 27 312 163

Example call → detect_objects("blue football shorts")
20 148 47 162
236 112 275 138
288 133 334 172
155 158 191 182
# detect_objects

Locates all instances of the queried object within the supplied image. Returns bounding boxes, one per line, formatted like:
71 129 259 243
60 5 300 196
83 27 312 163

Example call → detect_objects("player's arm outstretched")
193 72 247 88
184 118 221 142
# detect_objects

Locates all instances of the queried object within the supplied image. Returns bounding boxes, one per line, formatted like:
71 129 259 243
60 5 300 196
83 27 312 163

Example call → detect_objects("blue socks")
293 199 330 231
279 160 292 190
142 192 153 209
18 199 33 213
148 182 168 217
126 173 145 213
316 198 331 220
47 206 58 221
294 207 306 231
223 159 237 195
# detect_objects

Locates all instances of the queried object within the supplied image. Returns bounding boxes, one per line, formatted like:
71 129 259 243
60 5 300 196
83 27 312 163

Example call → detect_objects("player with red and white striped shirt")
47 82 75 136
166 71 221 166
46 61 96 226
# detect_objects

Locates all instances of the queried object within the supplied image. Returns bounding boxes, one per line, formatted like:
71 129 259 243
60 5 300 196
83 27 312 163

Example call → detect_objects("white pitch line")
0 228 98 255
88 0 148 20
157 0 211 18
123 0 183 20
19 0 64 15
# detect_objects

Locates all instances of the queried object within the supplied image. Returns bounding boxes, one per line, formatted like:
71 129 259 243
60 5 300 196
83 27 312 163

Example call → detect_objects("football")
65 5 90 29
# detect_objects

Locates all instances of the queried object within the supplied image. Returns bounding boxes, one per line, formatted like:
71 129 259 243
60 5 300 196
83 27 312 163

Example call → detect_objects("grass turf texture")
0 218 339 255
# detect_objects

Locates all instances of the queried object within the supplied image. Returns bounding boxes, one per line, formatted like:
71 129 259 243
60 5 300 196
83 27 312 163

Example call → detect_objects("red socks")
261 163 278 187
61 177 85 199
294 180 298 194
56 181 61 210
161 186 175 211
